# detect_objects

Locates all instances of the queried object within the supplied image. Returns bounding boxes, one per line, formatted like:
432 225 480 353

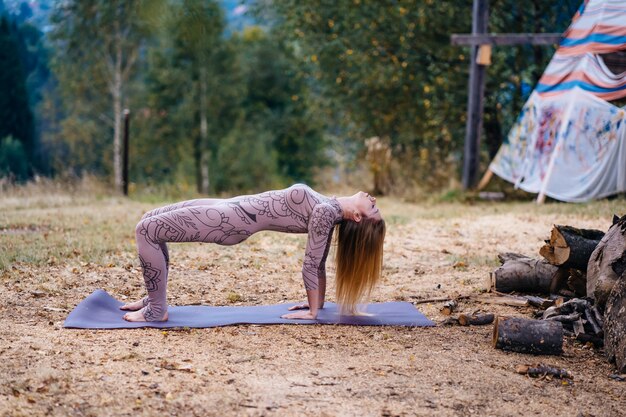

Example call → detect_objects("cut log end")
459 313 494 326
542 225 604 270
493 316 563 355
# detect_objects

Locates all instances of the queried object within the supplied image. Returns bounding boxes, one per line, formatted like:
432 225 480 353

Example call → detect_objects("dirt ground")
1 191 625 416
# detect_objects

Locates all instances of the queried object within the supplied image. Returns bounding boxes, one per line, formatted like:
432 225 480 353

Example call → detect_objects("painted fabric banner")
559 0 626 56
537 52 626 101
490 88 626 202
536 0 626 101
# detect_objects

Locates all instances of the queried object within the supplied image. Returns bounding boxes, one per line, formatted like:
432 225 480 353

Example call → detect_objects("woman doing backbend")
121 183 386 322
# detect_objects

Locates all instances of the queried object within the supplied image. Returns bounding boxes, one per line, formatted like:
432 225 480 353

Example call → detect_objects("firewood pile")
489 214 626 372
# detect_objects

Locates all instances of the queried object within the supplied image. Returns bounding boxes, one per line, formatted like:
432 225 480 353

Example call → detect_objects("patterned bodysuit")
135 184 344 320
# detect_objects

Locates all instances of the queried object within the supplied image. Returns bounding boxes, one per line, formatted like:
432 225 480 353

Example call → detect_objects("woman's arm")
282 203 335 320
281 289 319 319
318 277 326 309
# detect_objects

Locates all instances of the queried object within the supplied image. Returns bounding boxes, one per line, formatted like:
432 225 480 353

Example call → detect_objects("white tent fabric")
490 87 626 202
488 0 626 202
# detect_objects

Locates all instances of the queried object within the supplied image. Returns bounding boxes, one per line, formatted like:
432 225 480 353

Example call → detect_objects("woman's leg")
123 202 253 322
121 198 225 311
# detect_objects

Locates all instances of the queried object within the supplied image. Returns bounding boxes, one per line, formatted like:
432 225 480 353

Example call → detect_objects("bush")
0 135 29 181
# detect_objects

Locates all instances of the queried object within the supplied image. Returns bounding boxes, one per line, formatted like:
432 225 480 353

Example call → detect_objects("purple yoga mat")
64 290 435 329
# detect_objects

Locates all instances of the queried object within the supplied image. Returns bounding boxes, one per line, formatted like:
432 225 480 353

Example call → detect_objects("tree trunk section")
199 68 210 195
515 364 572 379
539 225 604 270
497 252 529 264
113 38 123 193
587 216 626 310
493 257 561 294
605 275 626 372
459 313 494 326
493 316 563 355
440 300 457 316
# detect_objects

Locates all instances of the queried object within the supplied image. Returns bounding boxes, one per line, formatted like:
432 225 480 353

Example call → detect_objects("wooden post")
462 0 489 190
451 7 561 192
122 109 130 196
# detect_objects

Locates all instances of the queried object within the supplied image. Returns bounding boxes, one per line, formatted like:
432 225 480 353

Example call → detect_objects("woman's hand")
281 310 317 320
287 303 309 311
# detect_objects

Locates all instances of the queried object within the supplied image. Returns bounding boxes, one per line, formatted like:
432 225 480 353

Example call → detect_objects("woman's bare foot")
119 298 147 311
123 309 169 322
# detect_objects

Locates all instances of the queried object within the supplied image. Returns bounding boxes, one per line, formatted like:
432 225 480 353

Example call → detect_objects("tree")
0 15 33 175
234 27 327 185
259 0 582 193
258 0 473 192
168 0 228 194
49 1 150 190
0 135 28 180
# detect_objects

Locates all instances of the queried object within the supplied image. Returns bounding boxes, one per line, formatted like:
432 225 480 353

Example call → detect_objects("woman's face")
353 191 382 221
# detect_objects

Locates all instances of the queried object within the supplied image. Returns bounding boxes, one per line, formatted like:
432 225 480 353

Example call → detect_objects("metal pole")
462 0 489 190
122 109 130 196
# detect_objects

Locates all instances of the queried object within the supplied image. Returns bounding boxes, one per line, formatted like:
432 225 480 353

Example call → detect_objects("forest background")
0 0 582 198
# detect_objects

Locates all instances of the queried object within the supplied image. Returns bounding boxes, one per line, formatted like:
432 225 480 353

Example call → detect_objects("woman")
121 183 385 322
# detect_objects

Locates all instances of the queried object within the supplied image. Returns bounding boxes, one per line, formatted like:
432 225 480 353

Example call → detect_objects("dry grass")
1 182 625 416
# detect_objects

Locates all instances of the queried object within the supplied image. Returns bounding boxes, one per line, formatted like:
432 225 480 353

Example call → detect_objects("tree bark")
493 316 563 355
493 256 562 294
605 276 626 372
459 313 494 326
440 300 457 316
587 216 626 310
497 252 529 264
112 29 123 193
515 364 572 379
199 67 210 195
539 225 604 270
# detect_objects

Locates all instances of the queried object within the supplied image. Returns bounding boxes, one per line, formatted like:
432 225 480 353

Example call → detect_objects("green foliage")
38 0 584 196
0 15 34 170
230 27 327 188
0 135 28 180
130 5 326 194
215 118 282 191
47 0 153 178
258 0 581 192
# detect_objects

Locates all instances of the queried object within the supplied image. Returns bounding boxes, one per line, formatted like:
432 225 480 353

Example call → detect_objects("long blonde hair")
335 217 386 315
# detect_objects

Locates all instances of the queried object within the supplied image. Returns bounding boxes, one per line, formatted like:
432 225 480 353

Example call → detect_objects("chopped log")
497 252 529 264
411 295 471 304
590 306 604 329
440 300 458 316
583 308 603 336
515 364 572 379
440 317 459 326
575 333 604 347
475 294 529 307
559 298 590 314
525 296 554 309
458 313 494 326
493 257 563 294
542 305 560 320
556 288 576 298
572 319 585 336
542 298 589 319
566 269 587 297
544 312 581 323
587 215 626 310
605 276 626 372
539 225 604 270
493 316 563 355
